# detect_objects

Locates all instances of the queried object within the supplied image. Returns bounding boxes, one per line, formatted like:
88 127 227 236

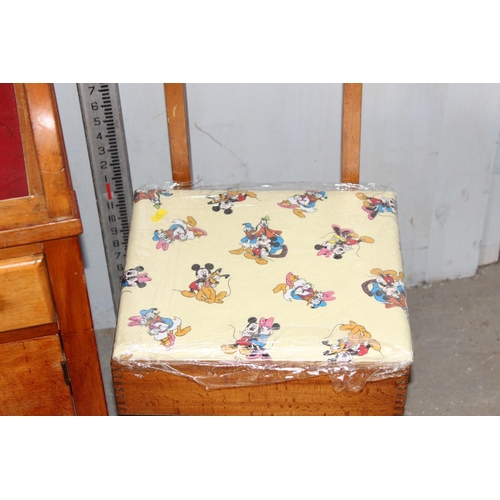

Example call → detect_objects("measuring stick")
77 83 134 316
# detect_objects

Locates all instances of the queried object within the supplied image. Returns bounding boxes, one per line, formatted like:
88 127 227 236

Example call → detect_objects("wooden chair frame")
111 83 411 416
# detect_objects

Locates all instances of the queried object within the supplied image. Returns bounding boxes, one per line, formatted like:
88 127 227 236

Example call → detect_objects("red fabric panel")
0 84 29 201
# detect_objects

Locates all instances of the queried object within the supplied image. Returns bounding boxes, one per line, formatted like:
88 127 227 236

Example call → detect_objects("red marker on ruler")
77 83 133 316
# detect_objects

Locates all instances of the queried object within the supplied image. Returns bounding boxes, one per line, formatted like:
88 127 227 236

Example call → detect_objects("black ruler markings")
77 83 134 316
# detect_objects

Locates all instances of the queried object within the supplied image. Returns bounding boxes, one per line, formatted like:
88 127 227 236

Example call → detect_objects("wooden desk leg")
44 236 108 416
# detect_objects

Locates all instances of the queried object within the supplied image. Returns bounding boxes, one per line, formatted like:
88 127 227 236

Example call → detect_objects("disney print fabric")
113 184 413 388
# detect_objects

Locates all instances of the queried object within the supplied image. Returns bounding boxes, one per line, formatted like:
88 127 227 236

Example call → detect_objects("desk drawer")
0 334 75 415
0 253 56 333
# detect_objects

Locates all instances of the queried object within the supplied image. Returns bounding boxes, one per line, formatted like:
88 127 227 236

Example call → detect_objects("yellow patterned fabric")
113 185 413 385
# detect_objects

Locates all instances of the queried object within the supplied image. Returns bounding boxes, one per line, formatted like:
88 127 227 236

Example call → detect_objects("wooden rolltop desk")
0 83 107 415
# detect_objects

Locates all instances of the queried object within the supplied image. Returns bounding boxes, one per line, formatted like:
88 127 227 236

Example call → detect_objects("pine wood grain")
13 84 44 196
341 83 363 184
0 322 59 345
0 83 107 416
0 253 56 332
0 243 43 260
0 214 82 249
112 362 409 416
164 83 192 184
24 83 74 218
1 83 83 249
0 335 75 416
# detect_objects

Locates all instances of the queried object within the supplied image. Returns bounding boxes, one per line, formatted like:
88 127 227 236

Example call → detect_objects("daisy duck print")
278 190 327 218
273 272 335 309
153 216 207 251
128 308 191 350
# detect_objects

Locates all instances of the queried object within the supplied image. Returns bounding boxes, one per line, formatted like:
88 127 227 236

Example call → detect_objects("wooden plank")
0 323 59 345
0 214 82 249
0 253 56 332
0 335 75 416
24 83 74 218
341 83 362 184
112 362 409 416
0 195 49 231
13 84 44 196
0 243 43 260
43 236 108 416
164 83 192 184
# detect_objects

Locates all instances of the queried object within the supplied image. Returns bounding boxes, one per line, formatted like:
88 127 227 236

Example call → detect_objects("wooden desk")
0 83 107 416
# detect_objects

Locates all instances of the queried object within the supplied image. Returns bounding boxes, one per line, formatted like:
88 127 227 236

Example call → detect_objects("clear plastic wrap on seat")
113 181 413 392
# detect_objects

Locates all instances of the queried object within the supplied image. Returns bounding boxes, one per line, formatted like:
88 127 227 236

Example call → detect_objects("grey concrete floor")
95 261 500 416
404 261 500 416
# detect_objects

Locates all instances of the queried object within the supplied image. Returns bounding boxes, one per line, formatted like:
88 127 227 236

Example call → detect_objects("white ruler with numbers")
77 83 134 316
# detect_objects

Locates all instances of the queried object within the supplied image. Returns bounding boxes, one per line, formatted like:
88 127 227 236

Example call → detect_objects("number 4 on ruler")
77 83 134 316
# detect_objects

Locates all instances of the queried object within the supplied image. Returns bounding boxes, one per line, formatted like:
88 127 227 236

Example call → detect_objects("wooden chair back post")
164 83 192 184
341 83 362 184
164 83 362 184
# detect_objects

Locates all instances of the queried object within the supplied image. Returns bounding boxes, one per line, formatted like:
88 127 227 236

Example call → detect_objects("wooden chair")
111 83 411 416
0 84 108 415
